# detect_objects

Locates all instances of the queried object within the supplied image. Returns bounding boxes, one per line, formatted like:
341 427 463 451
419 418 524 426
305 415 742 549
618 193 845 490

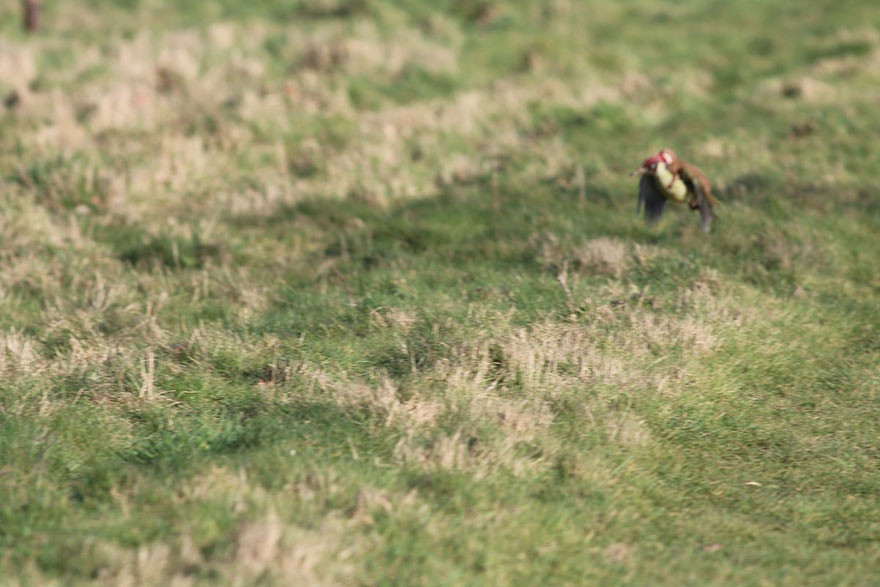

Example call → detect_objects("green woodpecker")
632 149 719 233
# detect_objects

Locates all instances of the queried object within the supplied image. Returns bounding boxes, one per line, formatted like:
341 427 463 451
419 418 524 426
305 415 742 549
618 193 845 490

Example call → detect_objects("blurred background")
1 0 879 584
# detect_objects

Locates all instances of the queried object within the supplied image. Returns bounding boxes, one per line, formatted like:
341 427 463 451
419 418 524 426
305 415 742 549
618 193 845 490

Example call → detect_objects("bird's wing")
638 174 666 225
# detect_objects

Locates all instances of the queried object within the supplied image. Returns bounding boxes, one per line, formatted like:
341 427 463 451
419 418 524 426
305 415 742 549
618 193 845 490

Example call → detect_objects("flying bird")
632 149 719 233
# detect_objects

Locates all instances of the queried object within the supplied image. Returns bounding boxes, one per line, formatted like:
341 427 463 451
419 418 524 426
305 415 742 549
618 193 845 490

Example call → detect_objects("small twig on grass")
576 163 586 209
22 0 41 32
139 350 155 399
556 259 576 314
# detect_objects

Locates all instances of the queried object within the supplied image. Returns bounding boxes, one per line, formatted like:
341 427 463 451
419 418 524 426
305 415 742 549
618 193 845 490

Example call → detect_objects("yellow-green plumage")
653 161 688 203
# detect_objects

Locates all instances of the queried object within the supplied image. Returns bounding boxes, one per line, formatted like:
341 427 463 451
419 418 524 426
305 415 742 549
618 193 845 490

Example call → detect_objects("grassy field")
1 0 879 584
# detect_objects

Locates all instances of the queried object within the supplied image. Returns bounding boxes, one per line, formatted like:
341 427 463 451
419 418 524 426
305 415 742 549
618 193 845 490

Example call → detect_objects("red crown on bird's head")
642 149 676 169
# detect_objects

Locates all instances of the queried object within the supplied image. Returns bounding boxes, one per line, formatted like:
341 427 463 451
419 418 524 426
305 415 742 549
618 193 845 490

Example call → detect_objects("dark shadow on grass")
89 222 226 270
242 169 879 348
119 397 387 473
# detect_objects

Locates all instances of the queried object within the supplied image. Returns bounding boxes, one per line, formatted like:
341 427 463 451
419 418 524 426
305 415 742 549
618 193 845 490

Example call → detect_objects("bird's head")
631 149 677 176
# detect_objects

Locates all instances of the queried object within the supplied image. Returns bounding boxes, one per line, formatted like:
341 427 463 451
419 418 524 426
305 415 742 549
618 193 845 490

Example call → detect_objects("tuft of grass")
91 223 225 270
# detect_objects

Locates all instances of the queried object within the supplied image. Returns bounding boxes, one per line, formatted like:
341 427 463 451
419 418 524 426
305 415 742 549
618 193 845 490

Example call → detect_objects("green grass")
0 0 879 584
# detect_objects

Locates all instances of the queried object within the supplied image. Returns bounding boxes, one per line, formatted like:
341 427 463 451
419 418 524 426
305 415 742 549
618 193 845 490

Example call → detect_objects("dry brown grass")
83 513 360 586
3 2 880 583
575 237 628 276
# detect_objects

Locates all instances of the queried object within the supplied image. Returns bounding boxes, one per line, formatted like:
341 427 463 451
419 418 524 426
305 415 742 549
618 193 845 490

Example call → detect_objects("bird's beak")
629 167 646 177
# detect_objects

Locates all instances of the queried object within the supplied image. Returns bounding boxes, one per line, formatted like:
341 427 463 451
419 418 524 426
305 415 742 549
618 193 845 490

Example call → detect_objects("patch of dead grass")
575 237 628 277
370 307 417 331
86 510 360 586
